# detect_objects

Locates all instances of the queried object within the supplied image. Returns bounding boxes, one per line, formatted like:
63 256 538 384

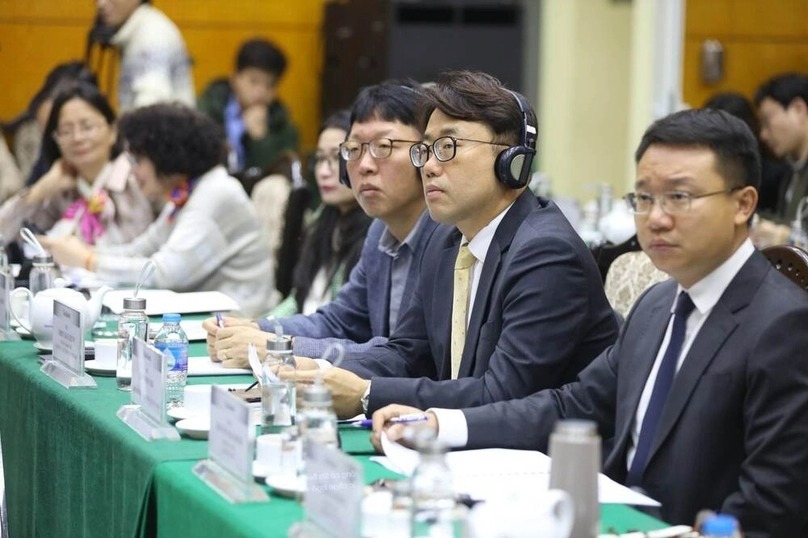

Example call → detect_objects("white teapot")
11 285 112 348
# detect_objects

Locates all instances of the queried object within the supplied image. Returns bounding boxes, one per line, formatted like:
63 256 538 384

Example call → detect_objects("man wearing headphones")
294 70 619 418
205 80 440 363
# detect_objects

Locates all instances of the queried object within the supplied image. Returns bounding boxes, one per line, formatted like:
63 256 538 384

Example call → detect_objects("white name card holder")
0 272 19 341
41 299 96 389
289 443 363 538
193 385 268 503
117 338 180 441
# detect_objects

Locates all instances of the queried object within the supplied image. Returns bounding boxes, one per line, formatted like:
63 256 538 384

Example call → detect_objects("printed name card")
133 338 167 424
52 299 84 373
209 385 254 482
304 443 363 537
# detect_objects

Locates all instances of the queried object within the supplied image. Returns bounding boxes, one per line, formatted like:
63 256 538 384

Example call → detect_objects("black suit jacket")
463 251 808 537
342 190 619 414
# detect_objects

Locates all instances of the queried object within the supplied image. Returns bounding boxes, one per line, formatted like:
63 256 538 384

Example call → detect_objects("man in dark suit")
373 108 808 537
296 70 618 419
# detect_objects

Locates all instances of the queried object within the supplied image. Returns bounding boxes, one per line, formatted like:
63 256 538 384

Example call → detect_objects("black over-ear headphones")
494 90 538 189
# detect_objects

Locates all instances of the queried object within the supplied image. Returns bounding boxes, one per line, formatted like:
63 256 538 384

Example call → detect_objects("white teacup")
255 434 284 476
94 339 118 369
362 490 410 538
183 385 211 418
468 489 573 538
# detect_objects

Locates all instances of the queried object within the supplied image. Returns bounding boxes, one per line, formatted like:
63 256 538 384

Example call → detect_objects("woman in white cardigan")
40 103 275 317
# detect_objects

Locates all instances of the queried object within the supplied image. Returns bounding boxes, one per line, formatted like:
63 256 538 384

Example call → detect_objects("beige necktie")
451 243 476 379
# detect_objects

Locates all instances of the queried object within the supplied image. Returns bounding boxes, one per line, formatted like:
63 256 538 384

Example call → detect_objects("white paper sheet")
375 433 660 507
104 290 240 315
151 319 208 341
188 356 251 377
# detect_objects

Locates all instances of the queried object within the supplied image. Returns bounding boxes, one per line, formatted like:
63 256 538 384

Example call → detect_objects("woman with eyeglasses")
0 82 153 249
39 103 275 317
271 110 371 317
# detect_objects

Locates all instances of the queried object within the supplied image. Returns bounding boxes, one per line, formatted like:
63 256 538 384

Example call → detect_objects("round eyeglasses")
53 121 105 143
339 138 420 162
313 152 340 171
409 136 508 168
623 188 739 215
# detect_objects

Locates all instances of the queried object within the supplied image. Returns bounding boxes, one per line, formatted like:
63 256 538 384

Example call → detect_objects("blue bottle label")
156 341 188 372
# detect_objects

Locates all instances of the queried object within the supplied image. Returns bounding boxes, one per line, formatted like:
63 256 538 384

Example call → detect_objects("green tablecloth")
0 338 669 537
141 427 667 537
0 339 251 537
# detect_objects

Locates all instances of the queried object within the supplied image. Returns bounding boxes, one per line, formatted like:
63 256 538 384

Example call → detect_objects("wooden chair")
762 244 808 292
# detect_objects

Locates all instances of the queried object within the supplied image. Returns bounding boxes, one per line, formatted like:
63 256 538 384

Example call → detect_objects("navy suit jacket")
343 190 619 413
462 251 808 537
261 212 440 358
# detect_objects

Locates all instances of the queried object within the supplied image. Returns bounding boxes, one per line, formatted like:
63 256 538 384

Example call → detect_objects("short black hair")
320 109 351 135
120 103 226 180
703 92 758 136
420 70 535 147
236 38 287 78
349 78 424 129
635 108 761 191
754 73 808 109
41 81 117 169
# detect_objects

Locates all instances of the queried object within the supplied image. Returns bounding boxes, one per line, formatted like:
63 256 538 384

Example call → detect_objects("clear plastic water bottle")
261 336 297 434
788 219 808 250
29 253 56 296
299 379 338 451
0 237 9 274
701 514 741 538
410 435 457 538
153 313 189 408
116 297 148 391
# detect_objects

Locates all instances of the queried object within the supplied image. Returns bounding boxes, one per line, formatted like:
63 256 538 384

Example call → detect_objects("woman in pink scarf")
0 82 154 249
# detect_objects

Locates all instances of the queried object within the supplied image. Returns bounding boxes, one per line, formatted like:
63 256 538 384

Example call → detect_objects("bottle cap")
701 514 738 534
267 336 293 352
123 297 146 310
33 253 54 264
162 313 181 323
302 382 332 406
410 429 445 454
553 419 597 438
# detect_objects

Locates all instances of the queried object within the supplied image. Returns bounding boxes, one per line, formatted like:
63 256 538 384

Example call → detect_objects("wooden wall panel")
0 0 328 151
683 0 808 109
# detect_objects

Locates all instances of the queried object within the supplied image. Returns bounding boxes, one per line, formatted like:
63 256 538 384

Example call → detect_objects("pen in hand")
215 312 225 329
352 413 429 429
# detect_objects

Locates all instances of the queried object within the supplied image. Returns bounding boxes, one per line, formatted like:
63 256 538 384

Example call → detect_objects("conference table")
0 332 669 537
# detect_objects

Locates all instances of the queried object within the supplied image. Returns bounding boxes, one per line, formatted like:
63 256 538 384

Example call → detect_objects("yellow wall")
682 0 808 108
0 0 328 151
538 0 634 202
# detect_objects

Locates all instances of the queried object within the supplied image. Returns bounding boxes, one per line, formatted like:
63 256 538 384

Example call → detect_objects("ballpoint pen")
215 312 225 328
350 413 430 429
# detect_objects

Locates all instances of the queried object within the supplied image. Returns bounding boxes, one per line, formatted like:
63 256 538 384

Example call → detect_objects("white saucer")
175 417 210 440
252 461 273 482
166 407 195 422
33 342 53 351
266 474 306 498
15 326 31 338
84 360 116 376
